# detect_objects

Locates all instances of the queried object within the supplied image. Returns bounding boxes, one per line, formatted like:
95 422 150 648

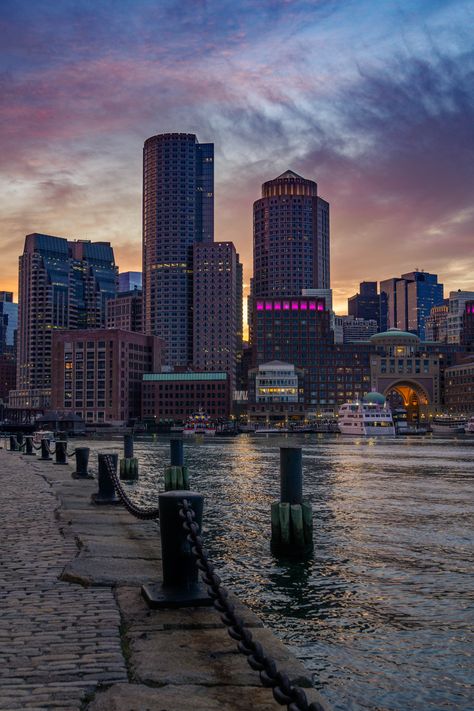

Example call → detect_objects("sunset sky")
1 0 473 313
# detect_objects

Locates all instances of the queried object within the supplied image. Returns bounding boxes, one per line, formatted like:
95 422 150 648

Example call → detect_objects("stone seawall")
0 445 330 711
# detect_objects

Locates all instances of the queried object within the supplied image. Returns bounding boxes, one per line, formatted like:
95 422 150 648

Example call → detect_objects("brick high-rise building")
193 242 242 392
142 133 214 366
252 170 330 301
106 290 143 333
11 233 117 409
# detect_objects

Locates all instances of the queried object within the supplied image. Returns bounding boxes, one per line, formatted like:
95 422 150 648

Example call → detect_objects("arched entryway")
384 381 430 423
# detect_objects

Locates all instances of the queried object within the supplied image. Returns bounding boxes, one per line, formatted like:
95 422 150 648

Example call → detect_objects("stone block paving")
0 449 127 711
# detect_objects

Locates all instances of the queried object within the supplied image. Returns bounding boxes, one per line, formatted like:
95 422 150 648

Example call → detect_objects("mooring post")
72 447 93 479
54 440 68 465
24 435 35 456
164 438 189 491
271 446 313 558
92 453 120 504
120 433 139 481
142 491 212 608
40 437 52 461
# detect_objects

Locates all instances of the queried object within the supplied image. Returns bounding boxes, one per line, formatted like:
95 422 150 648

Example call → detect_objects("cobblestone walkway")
0 450 127 711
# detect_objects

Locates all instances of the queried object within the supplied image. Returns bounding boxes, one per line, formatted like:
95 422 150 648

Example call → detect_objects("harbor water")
77 434 474 710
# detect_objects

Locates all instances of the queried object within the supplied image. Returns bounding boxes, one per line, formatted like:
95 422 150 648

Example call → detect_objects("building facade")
51 329 164 425
252 297 372 414
11 234 117 409
142 132 214 366
461 301 474 349
339 315 378 342
446 291 474 343
444 357 474 414
0 291 18 357
425 303 448 342
192 242 242 392
348 282 380 327
0 356 16 401
119 271 142 292
252 170 330 301
247 361 305 424
142 371 230 422
106 290 143 333
380 271 444 339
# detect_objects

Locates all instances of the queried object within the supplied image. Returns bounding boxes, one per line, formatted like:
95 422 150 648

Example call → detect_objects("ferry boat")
430 416 467 434
252 426 286 435
338 393 395 436
183 410 216 436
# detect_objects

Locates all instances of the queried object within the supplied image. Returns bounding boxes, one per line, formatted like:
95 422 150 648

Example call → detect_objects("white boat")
33 430 55 445
466 417 474 434
183 410 216 436
431 416 467 434
252 426 286 435
338 394 395 436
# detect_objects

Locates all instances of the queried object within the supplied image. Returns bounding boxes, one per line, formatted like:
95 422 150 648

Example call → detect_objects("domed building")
369 328 443 421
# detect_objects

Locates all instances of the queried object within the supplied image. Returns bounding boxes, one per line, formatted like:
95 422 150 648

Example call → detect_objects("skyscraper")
193 242 242 392
380 271 444 339
0 291 18 357
348 282 380 327
252 170 330 300
12 233 117 409
142 132 214 366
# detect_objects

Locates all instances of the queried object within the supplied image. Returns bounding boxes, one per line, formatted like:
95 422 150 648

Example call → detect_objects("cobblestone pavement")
0 449 128 711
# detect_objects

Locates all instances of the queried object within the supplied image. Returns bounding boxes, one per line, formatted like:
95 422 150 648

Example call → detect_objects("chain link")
178 499 325 711
104 454 160 520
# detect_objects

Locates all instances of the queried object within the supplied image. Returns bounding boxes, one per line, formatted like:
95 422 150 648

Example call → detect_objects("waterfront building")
252 296 372 414
425 303 448 342
461 301 474 349
380 271 444 339
369 328 459 421
141 371 230 422
247 361 305 425
339 315 379 343
252 170 330 302
142 132 214 366
0 291 18 358
444 356 474 413
446 290 474 343
119 271 142 292
348 282 380 327
0 356 16 401
51 329 164 425
11 234 117 410
193 242 242 393
106 290 143 333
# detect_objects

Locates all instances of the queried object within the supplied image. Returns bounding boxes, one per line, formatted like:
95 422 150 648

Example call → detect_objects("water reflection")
77 434 474 710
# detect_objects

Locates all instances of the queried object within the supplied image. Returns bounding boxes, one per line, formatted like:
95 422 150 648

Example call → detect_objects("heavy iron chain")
178 499 325 711
45 440 56 455
14 436 26 450
105 454 160 520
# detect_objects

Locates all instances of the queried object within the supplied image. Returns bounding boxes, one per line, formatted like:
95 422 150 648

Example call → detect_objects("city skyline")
1 0 473 312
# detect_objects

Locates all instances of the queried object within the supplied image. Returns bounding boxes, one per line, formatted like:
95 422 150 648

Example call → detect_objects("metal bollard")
142 491 212 608
170 438 184 466
40 438 52 461
91 454 120 504
54 440 68 465
72 447 93 479
10 435 18 451
124 433 134 459
270 446 313 558
24 435 36 456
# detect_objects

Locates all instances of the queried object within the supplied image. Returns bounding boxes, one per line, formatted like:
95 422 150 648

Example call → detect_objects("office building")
252 296 372 413
446 291 474 343
106 290 143 333
348 282 380 327
425 303 448 342
461 301 474 349
247 361 305 425
0 291 18 358
443 357 474 414
11 233 117 409
119 271 142 292
193 242 242 392
0 356 16 401
340 316 378 342
142 132 214 366
380 271 444 339
142 371 230 422
51 329 164 425
252 170 330 301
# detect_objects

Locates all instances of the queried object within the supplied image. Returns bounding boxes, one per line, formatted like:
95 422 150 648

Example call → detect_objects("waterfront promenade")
0 446 329 711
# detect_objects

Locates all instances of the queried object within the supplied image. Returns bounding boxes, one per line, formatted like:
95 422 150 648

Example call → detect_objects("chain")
179 499 325 711
104 454 160 520
66 447 77 457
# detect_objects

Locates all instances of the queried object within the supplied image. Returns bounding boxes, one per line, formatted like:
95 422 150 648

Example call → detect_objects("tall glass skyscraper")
252 170 330 300
380 271 444 339
142 133 214 366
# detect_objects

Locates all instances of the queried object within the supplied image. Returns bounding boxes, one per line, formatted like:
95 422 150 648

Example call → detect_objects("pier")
0 443 330 711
